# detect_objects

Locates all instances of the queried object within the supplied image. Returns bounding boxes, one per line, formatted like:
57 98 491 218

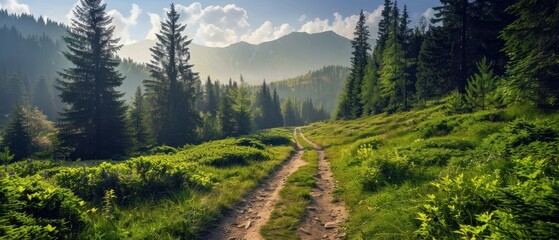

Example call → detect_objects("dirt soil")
298 131 349 240
205 129 348 240
206 129 307 240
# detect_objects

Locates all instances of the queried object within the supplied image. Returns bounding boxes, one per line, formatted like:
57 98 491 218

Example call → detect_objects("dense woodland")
0 2 330 161
337 0 557 119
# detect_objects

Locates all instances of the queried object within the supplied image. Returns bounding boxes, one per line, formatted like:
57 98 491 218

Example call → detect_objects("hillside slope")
119 31 352 84
303 102 559 239
268 65 350 114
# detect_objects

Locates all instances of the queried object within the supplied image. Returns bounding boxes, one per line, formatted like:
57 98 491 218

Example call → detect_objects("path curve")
206 129 307 240
298 130 349 240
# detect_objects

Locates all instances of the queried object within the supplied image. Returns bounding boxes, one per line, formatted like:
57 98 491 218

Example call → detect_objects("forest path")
298 130 349 240
206 129 307 240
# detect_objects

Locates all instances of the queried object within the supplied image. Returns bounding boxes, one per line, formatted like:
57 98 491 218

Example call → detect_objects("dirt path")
206 129 307 240
298 131 349 240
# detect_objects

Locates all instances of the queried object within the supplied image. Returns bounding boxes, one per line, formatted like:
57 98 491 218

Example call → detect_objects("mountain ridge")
119 31 352 84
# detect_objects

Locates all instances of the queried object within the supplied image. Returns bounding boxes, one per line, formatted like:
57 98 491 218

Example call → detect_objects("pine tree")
379 2 406 112
465 57 500 110
204 76 217 116
501 0 559 109
129 87 152 152
377 0 393 51
57 0 129 159
399 5 414 110
271 88 284 127
283 98 298 126
199 114 220 141
32 78 55 119
219 84 236 137
0 72 26 118
434 0 471 93
233 75 251 135
255 80 274 129
362 1 391 116
2 104 31 161
361 59 384 115
416 26 452 104
143 3 199 147
336 10 370 119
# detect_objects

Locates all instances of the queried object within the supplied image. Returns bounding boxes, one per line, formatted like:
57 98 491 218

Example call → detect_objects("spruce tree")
0 73 25 118
204 76 217 116
416 26 452 104
144 3 199 147
379 3 406 112
336 10 370 119
377 0 393 51
501 0 559 109
255 80 274 129
271 88 284 127
283 99 297 126
233 75 251 135
399 5 414 110
57 0 128 159
362 1 391 116
32 78 55 119
465 57 500 110
129 87 152 152
2 104 31 161
219 84 236 137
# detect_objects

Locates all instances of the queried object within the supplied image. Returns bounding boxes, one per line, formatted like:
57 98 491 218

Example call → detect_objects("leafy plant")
446 91 468 114
0 176 86 239
465 57 501 110
1 147 14 171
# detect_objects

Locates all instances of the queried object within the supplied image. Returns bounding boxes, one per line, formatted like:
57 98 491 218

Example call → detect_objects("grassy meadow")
303 102 559 239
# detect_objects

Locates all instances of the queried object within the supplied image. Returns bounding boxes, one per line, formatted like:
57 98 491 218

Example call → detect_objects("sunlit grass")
302 102 559 239
261 131 318 240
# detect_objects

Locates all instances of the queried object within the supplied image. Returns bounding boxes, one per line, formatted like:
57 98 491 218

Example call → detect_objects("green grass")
2 128 296 239
302 103 559 239
261 130 319 240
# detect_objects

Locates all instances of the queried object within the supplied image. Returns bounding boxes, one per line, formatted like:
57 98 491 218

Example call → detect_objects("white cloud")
174 2 249 47
108 4 142 45
299 17 330 34
240 21 295 44
422 8 435 21
298 14 306 22
0 0 30 15
196 23 237 47
145 12 161 40
299 6 384 41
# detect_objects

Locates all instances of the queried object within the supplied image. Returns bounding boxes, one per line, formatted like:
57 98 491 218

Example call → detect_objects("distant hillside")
0 11 150 122
267 66 350 115
0 9 66 41
119 31 352 84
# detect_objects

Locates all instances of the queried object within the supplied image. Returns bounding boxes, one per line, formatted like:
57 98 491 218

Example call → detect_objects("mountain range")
119 31 352 84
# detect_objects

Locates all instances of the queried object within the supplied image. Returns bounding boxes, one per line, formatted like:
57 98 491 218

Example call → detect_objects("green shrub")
357 146 409 191
415 173 501 239
55 159 213 204
233 138 265 150
0 176 86 239
149 145 178 155
417 119 457 138
412 137 475 151
252 134 291 146
404 148 463 166
5 160 61 178
483 119 558 156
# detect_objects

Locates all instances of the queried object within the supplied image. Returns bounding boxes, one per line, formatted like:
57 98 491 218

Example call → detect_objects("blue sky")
0 0 440 47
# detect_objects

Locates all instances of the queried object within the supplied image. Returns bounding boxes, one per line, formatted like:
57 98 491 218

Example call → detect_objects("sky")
0 0 440 47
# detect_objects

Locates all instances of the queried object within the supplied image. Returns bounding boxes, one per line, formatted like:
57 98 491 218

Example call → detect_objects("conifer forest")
0 0 558 239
